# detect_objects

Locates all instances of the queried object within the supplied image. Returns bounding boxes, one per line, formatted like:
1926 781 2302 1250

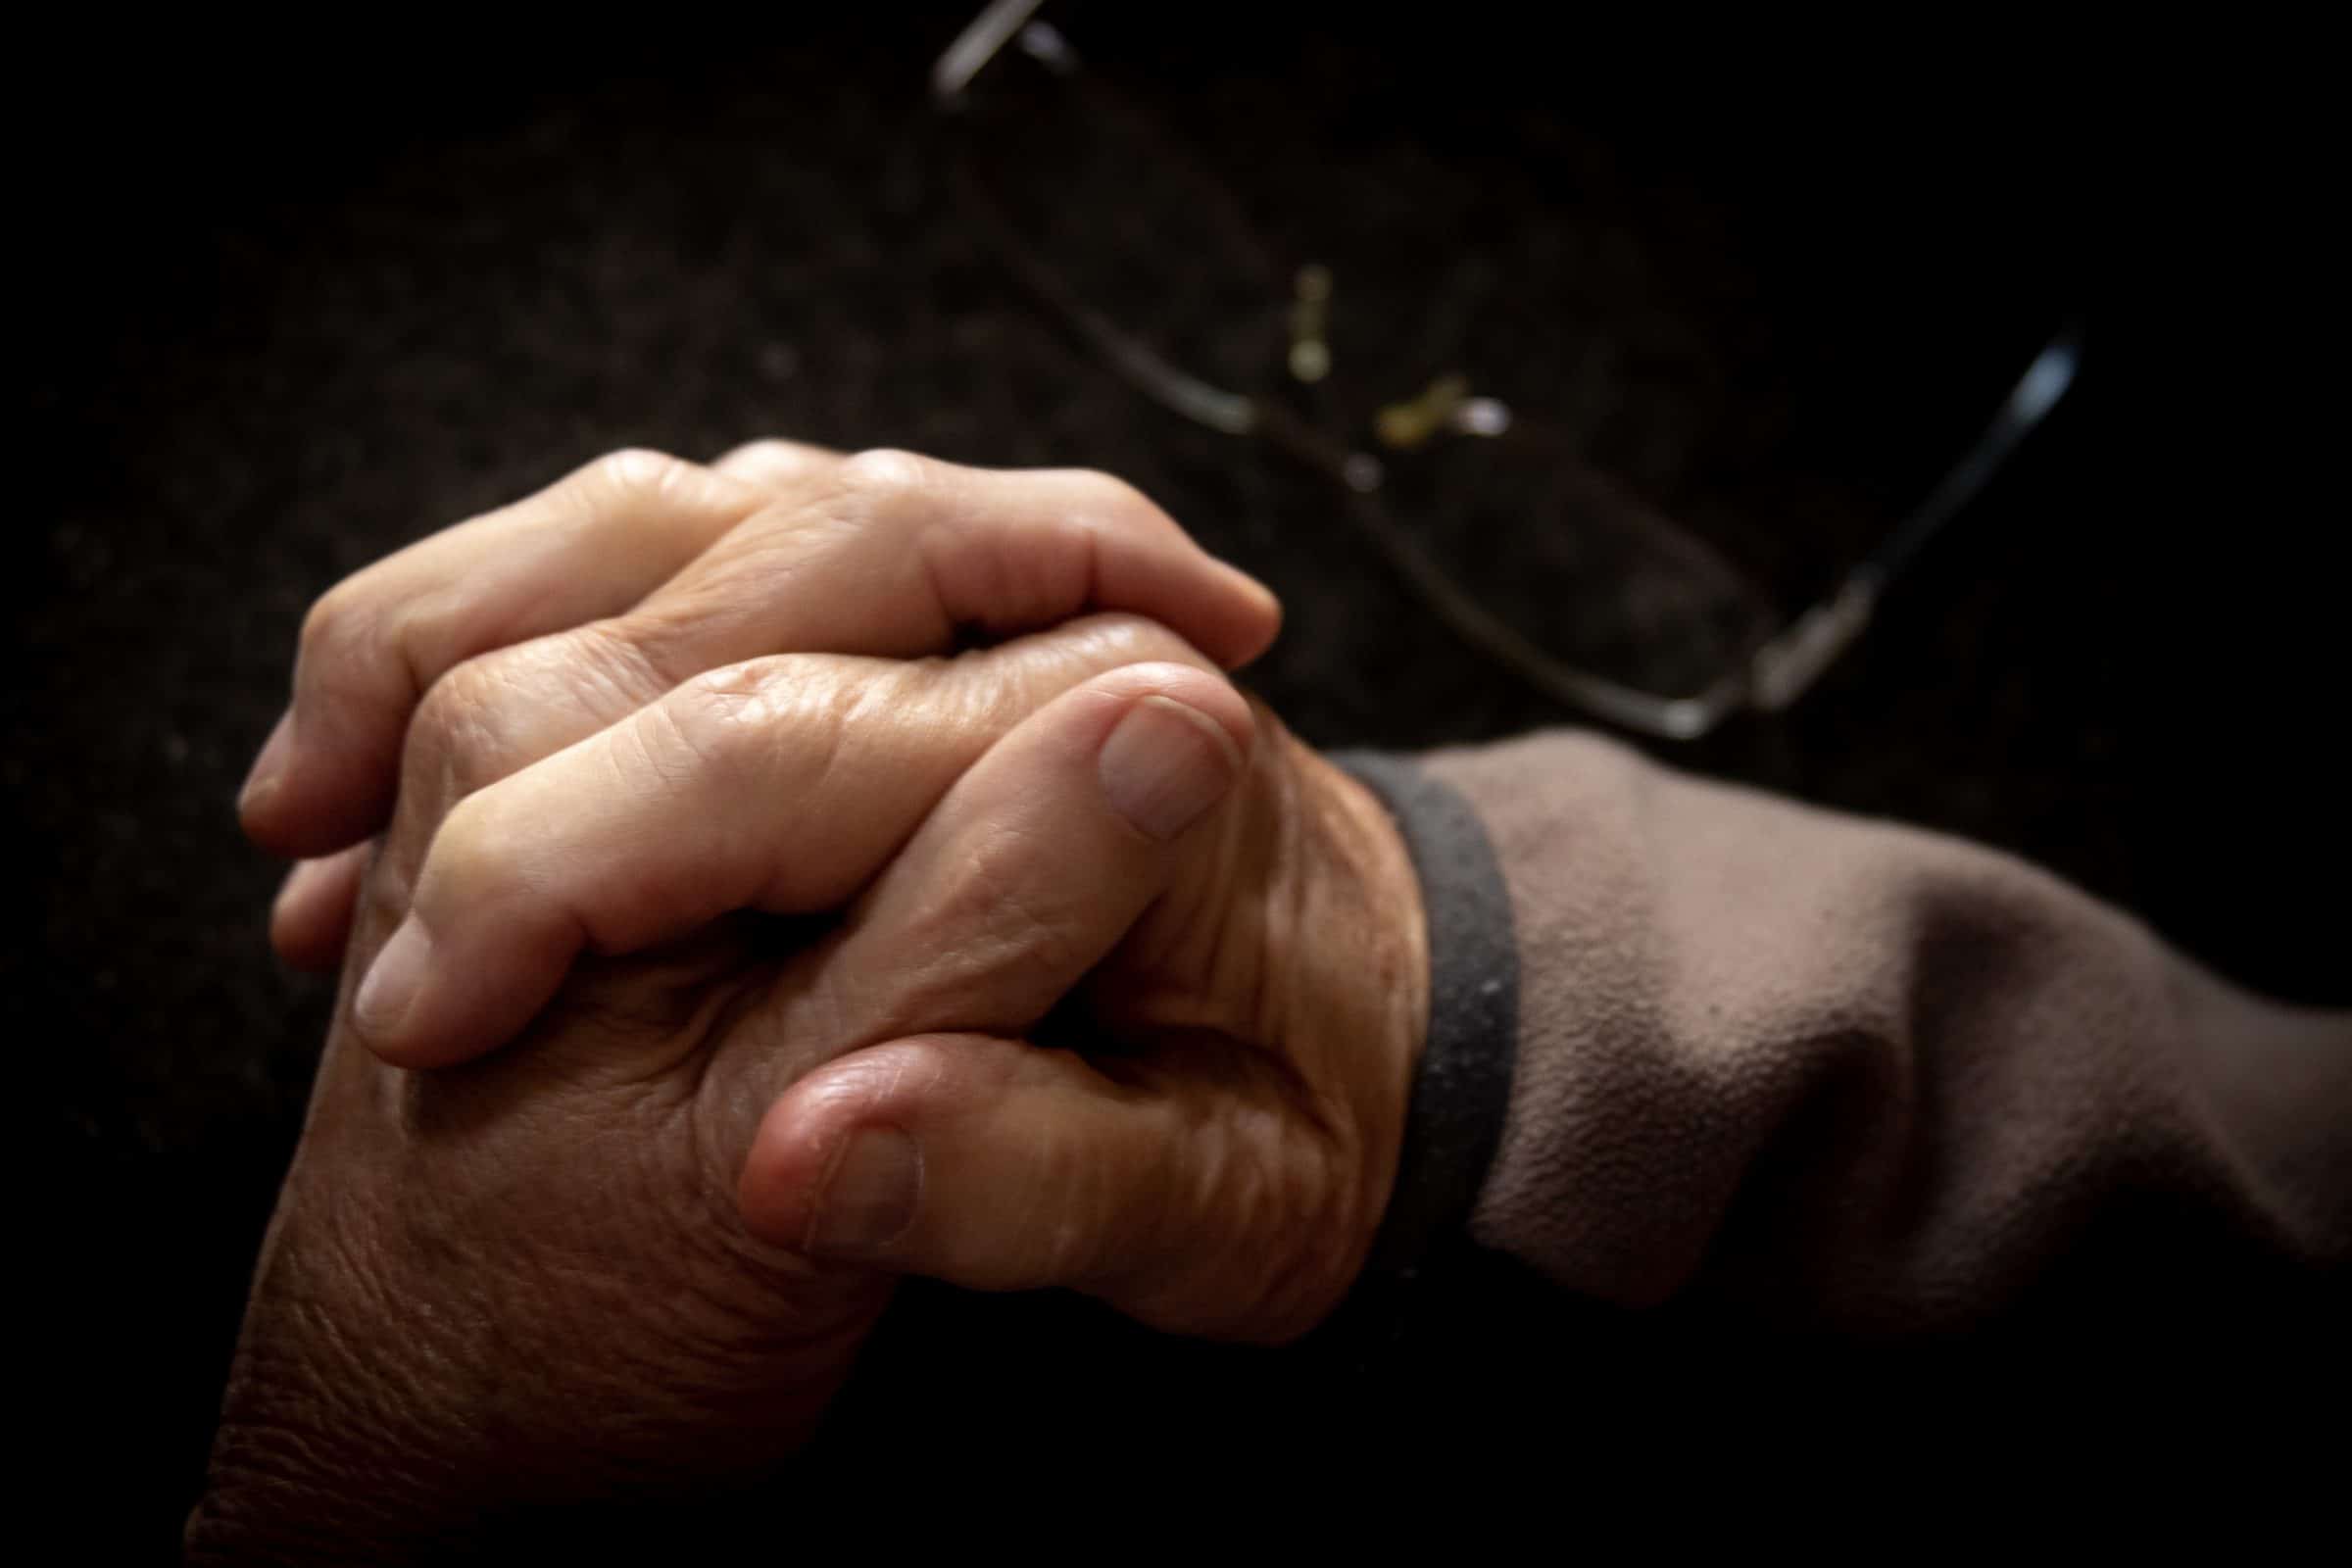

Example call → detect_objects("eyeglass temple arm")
1747 324 2082 713
934 0 1261 438
933 0 1049 103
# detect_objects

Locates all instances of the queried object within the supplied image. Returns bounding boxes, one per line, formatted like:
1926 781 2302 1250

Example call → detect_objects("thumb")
735 660 1352 1342
752 658 1256 1062
738 1032 1341 1343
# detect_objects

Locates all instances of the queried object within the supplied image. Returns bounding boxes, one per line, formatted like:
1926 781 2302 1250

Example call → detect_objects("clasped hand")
189 443 1428 1556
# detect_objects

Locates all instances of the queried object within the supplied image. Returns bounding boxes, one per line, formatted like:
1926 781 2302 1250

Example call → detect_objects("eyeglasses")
932 0 2080 740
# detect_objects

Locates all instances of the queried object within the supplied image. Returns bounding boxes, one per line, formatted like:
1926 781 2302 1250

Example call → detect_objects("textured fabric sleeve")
1381 729 2349 1329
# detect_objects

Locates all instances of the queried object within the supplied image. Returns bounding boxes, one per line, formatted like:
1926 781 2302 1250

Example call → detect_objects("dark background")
17 4 2345 1550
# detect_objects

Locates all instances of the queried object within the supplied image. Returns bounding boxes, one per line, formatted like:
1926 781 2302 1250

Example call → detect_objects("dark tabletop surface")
17 4 2345 1547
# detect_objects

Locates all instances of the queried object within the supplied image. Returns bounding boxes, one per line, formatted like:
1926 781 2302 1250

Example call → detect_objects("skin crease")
189 452 1428 1560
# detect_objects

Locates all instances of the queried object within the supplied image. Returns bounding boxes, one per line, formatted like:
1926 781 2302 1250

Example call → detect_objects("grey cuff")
1332 752 1519 1284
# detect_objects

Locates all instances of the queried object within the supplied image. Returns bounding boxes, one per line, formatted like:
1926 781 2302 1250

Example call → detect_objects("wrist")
1303 742 1432 1104
1284 731 1432 1277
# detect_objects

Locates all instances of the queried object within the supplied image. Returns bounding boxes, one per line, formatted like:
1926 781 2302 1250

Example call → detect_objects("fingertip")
1095 661 1256 763
238 700 414 858
1214 564 1284 669
348 915 438 1062
740 1034 1185 1297
739 1089 821 1246
239 758 390 860
1156 558 1280 673
736 1110 810 1249
268 878 322 971
737 1037 965 1252
234 711 297 842
1099 700 1243 843
1084 517 1279 674
341 916 530 1070
269 851 364 972
740 1049 905 1250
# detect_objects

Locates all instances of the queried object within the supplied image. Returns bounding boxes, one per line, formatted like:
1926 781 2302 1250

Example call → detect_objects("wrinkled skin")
188 614 1423 1561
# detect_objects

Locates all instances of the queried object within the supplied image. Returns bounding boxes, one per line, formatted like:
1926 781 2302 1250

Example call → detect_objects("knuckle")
655 655 851 784
1065 466 1153 516
418 792 507 906
404 656 513 796
721 438 808 472
295 574 456 727
1060 466 1179 540
296 580 377 672
544 618 666 710
834 447 935 509
642 679 749 787
590 445 691 502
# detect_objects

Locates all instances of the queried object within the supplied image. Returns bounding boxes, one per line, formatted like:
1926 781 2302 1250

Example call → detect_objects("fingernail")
353 917 432 1041
809 1128 921 1254
238 712 295 817
1098 696 1241 842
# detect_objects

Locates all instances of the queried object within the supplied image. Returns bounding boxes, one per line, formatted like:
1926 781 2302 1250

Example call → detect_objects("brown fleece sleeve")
1356 731 2349 1329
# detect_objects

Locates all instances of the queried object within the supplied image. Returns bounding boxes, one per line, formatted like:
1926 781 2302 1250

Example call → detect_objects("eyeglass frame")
931 0 2081 740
